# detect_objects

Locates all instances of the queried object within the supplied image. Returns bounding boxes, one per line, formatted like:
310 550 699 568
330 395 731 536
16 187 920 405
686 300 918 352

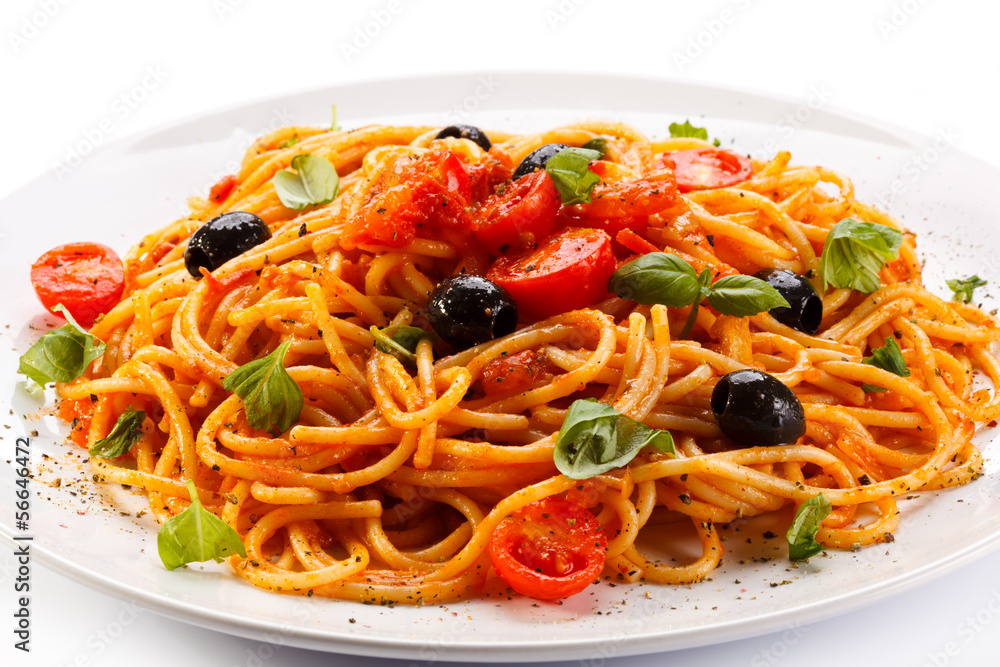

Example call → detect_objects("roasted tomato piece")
481 349 557 396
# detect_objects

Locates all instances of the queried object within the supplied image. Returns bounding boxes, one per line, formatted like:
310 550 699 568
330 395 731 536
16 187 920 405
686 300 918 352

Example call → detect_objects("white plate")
2 72 1000 662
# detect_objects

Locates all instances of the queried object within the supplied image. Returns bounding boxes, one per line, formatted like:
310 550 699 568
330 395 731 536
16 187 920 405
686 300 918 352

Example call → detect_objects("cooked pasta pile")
55 119 1000 604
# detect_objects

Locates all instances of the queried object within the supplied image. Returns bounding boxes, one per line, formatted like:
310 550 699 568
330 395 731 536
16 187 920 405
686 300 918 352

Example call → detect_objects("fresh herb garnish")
545 146 602 205
861 383 889 394
554 398 675 479
157 479 247 570
18 304 106 387
863 337 910 378
88 408 146 459
669 119 720 147
787 493 832 561
608 253 789 338
222 340 303 436
272 154 339 210
946 275 987 304
819 218 902 294
279 136 300 149
581 137 608 159
370 324 434 365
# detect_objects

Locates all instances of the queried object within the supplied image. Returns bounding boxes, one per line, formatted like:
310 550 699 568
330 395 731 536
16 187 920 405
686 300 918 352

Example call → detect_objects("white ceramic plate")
2 73 1000 662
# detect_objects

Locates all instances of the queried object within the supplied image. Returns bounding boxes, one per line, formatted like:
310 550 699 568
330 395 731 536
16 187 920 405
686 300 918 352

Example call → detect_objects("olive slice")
435 124 492 152
711 369 806 448
427 274 518 349
755 269 823 335
184 211 271 277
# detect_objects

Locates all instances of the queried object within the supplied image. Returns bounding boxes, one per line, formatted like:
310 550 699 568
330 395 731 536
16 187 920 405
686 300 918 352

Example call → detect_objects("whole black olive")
184 211 271 277
711 369 806 448
511 143 570 181
427 274 518 349
435 124 492 152
755 269 823 335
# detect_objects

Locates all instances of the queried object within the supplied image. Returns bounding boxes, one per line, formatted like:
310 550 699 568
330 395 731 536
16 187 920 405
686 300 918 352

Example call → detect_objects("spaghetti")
48 118 1000 604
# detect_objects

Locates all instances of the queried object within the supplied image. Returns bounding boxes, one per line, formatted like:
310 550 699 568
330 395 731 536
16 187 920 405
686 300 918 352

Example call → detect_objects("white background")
2 0 1000 665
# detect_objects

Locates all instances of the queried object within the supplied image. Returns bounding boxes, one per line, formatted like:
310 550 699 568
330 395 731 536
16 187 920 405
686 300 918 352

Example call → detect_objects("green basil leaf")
157 479 247 570
581 137 608 159
370 324 433 365
273 154 339 210
18 304 106 387
705 274 790 317
545 147 602 205
946 275 987 304
222 340 303 436
860 383 888 394
668 119 710 141
863 337 910 378
608 252 702 307
88 408 146 459
819 218 902 293
279 136 300 149
787 493 832 561
554 398 675 480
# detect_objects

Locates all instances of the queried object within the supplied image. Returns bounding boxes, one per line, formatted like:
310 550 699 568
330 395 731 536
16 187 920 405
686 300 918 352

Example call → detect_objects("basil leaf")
669 119 709 141
554 398 675 480
946 275 987 304
157 479 247 570
222 340 303 436
88 408 146 459
273 154 339 210
863 337 910 378
18 304 106 387
581 137 608 159
819 218 902 293
705 274 790 317
370 324 433 365
279 136 300 149
861 383 888 394
787 493 832 561
545 147 602 205
608 252 702 307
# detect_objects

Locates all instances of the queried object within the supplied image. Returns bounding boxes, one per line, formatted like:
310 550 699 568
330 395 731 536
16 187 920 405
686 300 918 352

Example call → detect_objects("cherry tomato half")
481 349 557 396
473 171 560 253
209 174 237 203
489 497 607 600
657 148 752 193
487 227 615 320
31 242 125 328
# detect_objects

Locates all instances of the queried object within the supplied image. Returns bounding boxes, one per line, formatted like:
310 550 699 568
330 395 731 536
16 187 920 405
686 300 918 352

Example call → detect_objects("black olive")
711 369 805 448
755 269 823 335
427 274 518 349
511 143 570 181
184 211 271 277
435 124 492 152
